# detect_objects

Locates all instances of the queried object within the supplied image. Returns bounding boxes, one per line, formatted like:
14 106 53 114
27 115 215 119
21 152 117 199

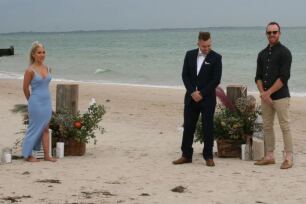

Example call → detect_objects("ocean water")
0 27 305 95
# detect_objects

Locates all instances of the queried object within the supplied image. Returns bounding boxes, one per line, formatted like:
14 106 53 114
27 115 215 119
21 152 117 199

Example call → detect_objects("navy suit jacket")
182 49 222 105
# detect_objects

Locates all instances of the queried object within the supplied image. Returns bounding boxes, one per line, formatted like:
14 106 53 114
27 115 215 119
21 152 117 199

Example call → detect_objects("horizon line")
1 25 306 35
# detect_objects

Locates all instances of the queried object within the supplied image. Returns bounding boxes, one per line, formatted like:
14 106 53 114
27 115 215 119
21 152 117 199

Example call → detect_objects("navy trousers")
181 100 216 160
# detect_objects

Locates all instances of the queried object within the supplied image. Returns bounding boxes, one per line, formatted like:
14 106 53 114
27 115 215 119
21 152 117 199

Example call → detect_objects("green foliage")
195 104 261 143
11 104 29 126
11 104 28 114
50 103 106 144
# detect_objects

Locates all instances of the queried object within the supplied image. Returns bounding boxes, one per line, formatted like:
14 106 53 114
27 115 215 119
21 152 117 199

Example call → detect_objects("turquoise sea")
0 27 305 95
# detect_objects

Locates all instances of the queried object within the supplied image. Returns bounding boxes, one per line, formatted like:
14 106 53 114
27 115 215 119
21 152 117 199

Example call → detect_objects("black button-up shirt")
255 42 292 100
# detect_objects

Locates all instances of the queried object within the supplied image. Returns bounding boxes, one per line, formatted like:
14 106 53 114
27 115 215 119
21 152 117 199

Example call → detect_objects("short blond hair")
29 41 44 65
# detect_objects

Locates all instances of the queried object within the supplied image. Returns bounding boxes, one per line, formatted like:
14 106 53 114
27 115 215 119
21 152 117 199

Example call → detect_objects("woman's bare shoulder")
24 66 35 77
46 65 52 73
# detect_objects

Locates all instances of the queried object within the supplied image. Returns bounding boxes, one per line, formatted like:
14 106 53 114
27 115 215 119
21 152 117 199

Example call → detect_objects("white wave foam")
0 71 23 79
94 68 111 74
290 92 306 97
246 90 306 97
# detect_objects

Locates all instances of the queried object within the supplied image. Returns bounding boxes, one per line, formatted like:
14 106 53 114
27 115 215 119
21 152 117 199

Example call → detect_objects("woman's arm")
23 69 33 100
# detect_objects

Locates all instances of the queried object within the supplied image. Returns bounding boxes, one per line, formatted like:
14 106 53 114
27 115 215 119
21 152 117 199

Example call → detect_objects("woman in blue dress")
22 41 56 162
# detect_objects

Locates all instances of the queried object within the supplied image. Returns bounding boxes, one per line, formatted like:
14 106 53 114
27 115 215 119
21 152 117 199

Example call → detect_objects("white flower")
89 98 96 106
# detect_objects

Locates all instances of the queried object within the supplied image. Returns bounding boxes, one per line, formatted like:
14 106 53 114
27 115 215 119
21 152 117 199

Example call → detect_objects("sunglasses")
266 31 279 35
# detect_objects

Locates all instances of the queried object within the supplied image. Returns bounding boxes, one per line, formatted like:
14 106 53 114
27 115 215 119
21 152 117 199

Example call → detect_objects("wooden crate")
64 138 86 156
217 139 242 158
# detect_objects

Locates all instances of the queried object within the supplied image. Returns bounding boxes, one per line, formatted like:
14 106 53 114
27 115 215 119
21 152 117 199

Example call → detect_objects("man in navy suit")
173 32 222 166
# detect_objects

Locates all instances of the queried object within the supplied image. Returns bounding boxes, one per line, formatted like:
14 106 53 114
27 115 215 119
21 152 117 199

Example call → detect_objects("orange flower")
74 121 82 129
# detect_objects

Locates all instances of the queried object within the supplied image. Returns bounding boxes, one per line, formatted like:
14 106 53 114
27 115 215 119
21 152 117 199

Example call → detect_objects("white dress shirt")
197 49 205 75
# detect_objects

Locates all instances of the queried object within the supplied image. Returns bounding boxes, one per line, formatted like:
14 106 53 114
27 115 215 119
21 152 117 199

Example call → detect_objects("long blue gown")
22 67 52 158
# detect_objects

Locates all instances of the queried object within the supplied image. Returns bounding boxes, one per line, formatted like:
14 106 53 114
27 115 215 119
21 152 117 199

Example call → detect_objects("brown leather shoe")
254 158 275 165
280 160 293 169
205 159 215 167
172 157 192 165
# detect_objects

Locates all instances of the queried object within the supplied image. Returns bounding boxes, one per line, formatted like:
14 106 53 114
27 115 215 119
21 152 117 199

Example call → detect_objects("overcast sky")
0 0 305 33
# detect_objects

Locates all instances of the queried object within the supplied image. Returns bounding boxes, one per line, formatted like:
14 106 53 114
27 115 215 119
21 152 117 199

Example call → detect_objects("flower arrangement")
195 87 261 143
11 99 105 157
49 100 106 144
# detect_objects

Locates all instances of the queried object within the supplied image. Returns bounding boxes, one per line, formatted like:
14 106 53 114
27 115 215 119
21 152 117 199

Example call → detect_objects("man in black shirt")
254 22 293 169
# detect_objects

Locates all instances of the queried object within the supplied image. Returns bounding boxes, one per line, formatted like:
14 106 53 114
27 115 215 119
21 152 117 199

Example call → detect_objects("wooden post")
226 85 247 104
56 84 79 114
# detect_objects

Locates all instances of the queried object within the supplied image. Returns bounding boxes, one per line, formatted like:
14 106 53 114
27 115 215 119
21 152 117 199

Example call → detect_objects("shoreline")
1 74 306 97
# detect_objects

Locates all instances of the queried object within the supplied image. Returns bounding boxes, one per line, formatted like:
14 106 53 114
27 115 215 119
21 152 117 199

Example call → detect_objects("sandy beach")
0 78 306 204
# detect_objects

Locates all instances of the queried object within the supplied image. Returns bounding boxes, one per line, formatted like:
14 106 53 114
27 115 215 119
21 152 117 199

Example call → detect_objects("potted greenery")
50 102 106 156
195 88 260 157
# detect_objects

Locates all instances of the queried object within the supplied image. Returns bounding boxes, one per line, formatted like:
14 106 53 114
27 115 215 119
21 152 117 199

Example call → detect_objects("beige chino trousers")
261 97 293 152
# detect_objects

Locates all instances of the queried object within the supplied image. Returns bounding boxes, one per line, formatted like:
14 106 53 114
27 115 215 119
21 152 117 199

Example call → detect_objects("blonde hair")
29 41 44 65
